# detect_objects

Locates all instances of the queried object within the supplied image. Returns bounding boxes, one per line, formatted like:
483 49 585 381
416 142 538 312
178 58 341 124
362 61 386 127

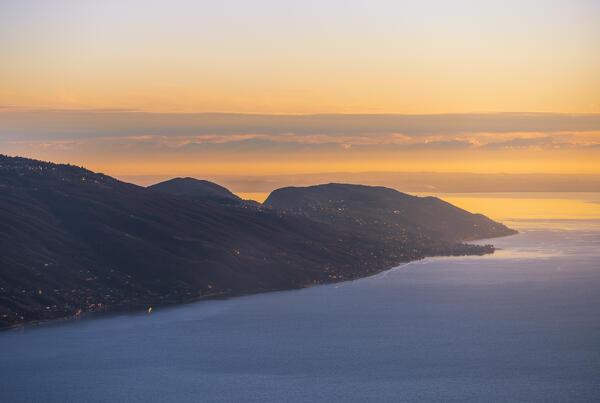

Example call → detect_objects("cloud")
405 140 475 150
1 109 599 141
4 133 597 157
2 109 598 160
479 136 554 149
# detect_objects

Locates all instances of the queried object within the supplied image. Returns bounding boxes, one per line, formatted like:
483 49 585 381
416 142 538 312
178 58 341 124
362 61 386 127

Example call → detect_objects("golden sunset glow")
2 1 600 113
439 194 600 221
76 151 598 178
2 1 600 115
1 0 599 200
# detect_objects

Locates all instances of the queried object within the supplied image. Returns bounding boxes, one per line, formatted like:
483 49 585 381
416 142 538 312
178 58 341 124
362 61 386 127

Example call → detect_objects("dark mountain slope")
265 183 516 243
0 156 366 328
148 177 240 202
0 156 513 329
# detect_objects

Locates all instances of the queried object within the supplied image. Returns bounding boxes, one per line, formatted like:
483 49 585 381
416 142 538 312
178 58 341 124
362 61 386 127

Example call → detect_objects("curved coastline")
3 232 518 332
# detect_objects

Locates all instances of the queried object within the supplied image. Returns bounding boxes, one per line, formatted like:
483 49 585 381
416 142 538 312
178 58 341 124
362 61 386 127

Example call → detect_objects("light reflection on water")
1 194 599 402
437 192 600 221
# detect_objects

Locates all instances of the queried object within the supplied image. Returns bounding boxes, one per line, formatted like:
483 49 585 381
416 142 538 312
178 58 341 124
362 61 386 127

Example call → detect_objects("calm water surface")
1 219 599 402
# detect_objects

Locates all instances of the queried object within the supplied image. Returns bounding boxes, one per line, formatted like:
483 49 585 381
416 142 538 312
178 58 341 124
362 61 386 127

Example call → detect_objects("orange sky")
2 1 599 114
1 1 599 182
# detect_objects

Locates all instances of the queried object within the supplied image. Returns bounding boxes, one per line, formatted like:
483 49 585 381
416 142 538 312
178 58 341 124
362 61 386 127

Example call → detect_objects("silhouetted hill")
0 156 513 329
265 183 516 243
148 177 240 202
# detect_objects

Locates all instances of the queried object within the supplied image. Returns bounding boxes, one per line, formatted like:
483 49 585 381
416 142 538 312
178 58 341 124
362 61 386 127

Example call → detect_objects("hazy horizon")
2 0 599 183
2 111 599 183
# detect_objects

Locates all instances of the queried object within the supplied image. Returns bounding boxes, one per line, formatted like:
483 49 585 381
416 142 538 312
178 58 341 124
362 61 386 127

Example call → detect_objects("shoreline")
2 233 517 332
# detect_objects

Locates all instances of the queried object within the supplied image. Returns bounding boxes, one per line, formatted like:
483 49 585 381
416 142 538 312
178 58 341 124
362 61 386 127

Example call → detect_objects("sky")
1 0 599 188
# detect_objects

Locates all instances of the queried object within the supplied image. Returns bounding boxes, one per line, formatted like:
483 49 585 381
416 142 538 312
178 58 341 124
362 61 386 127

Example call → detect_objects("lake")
1 194 599 402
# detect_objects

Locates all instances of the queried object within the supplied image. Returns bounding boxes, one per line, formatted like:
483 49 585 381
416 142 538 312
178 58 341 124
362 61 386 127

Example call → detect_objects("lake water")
1 196 600 402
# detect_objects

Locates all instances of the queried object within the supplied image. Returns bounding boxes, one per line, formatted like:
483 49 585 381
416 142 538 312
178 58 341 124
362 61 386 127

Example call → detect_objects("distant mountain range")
0 155 516 329
148 177 241 203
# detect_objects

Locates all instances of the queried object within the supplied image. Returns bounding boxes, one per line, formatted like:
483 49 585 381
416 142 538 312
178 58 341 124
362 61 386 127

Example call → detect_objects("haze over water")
1 194 600 402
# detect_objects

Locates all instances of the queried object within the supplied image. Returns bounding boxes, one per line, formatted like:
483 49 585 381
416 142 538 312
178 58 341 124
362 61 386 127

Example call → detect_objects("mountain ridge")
0 155 515 329
148 177 241 202
265 183 516 243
